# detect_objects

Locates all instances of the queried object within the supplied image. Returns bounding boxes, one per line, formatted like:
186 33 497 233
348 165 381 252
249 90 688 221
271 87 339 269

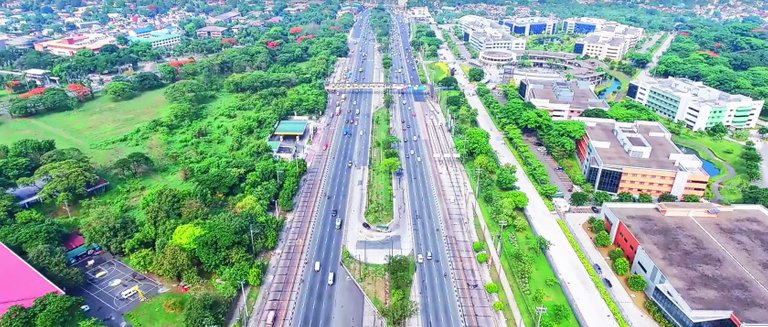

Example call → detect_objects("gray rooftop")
583 120 682 170
638 76 762 108
197 26 228 32
525 79 608 110
608 204 768 323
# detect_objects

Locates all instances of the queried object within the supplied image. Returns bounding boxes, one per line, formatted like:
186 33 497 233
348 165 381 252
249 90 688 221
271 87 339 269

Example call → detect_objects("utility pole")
475 168 482 196
535 306 547 327
240 280 249 322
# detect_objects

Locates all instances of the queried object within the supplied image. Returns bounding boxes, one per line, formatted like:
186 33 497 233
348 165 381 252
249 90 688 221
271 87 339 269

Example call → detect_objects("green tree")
589 219 606 233
437 76 458 88
638 193 653 203
658 192 678 202
595 230 611 247
80 206 136 255
171 224 205 250
682 194 700 202
182 292 227 327
130 72 164 91
496 164 517 190
613 257 630 276
759 127 768 138
706 123 728 140
468 67 485 82
616 192 634 202
19 159 98 213
0 293 86 327
570 191 590 206
628 274 648 291
535 235 551 253
484 282 499 294
164 80 211 104
492 301 503 311
380 157 401 174
158 63 178 83
153 244 196 282
26 245 85 291
476 252 488 263
111 152 154 178
609 248 624 261
472 241 483 252
104 81 135 101
593 191 612 205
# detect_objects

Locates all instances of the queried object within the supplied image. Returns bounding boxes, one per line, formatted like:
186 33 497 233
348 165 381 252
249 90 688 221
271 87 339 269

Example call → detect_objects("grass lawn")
460 64 471 78
465 161 577 327
124 292 189 327
472 213 516 322
365 108 394 226
673 133 746 203
0 88 170 165
342 248 388 311
426 61 449 84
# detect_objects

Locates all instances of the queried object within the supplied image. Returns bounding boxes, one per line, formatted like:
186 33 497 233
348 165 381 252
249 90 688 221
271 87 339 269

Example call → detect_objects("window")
630 245 634 250
638 261 647 273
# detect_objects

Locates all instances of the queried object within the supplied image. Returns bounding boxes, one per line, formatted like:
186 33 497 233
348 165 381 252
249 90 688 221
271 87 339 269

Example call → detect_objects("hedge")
557 220 629 327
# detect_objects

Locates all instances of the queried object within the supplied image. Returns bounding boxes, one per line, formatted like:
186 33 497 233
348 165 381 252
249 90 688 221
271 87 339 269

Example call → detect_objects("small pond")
597 78 621 99
678 145 721 177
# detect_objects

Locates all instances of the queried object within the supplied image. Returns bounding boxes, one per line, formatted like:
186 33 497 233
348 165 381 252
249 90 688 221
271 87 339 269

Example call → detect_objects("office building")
197 26 227 38
628 77 763 131
499 16 557 36
565 17 644 60
575 118 708 197
33 34 115 56
518 79 608 120
562 17 608 34
129 29 182 49
600 202 768 327
458 15 526 52
573 32 631 61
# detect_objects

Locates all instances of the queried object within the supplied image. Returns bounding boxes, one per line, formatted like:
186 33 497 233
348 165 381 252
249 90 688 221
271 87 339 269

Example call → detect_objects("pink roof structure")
0 242 64 316
63 232 85 251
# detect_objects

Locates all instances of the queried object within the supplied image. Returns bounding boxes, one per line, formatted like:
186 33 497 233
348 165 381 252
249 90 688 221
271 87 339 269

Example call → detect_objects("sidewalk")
450 63 620 326
563 213 657 327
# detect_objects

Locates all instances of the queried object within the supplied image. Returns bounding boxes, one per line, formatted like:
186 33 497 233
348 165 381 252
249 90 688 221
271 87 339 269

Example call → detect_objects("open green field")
124 292 189 327
365 108 394 226
426 61 449 84
0 88 169 165
673 134 746 203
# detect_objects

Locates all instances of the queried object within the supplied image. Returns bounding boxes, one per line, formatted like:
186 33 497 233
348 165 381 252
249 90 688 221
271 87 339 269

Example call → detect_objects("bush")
492 301 503 311
472 241 483 253
628 274 648 291
595 231 611 247
484 282 499 294
608 248 624 261
589 219 606 233
476 252 488 264
613 257 630 276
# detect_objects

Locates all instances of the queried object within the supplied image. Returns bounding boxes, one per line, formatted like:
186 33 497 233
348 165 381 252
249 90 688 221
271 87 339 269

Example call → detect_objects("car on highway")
328 272 335 285
348 160 353 168
407 124 410 128
402 126 406 131
427 251 432 260
417 254 424 263
593 263 602 274
402 100 406 105
603 278 612 288
410 150 414 155
335 218 342 229
405 153 409 158
401 119 405 123
315 261 321 272
413 135 418 141
331 209 338 217
417 157 421 162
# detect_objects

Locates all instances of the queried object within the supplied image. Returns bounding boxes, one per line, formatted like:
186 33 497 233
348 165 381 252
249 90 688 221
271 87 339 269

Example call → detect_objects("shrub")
595 231 611 247
484 282 499 294
545 276 559 287
492 301 503 311
476 252 488 264
609 248 624 261
628 274 648 291
472 241 483 253
589 219 606 233
613 257 630 276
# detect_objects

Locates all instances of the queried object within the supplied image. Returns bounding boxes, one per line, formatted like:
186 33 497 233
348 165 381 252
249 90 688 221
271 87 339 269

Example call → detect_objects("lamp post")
535 306 547 327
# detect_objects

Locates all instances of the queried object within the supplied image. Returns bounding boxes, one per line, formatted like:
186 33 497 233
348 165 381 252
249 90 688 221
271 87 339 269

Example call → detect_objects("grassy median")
365 108 397 226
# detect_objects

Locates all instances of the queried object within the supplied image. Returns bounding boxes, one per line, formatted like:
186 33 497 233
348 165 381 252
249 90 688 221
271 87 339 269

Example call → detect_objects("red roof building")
0 242 64 316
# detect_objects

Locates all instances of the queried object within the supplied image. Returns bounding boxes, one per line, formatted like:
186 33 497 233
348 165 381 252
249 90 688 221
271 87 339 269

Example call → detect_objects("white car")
314 261 321 272
417 254 424 263
427 251 432 260
328 272 335 285
417 157 421 162
80 305 90 312
410 149 415 155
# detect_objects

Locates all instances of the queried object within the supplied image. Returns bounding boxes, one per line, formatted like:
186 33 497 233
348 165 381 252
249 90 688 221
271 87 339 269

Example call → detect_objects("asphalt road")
388 13 462 327
293 11 377 327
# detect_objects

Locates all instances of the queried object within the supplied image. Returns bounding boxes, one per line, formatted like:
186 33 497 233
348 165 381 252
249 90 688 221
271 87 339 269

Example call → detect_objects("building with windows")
565 17 644 60
561 17 607 34
458 15 526 52
575 118 708 197
518 79 608 120
573 33 630 61
196 26 227 38
129 28 182 49
0 242 64 316
600 202 768 327
33 34 116 56
499 16 557 36
627 77 763 131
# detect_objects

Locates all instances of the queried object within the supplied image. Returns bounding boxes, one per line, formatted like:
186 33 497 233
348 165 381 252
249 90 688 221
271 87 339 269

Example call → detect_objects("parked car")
593 264 602 274
591 206 601 213
603 278 612 288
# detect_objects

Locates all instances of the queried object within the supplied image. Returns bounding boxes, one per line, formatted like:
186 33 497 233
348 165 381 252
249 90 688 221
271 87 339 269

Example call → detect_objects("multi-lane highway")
292 10 378 327
387 12 463 327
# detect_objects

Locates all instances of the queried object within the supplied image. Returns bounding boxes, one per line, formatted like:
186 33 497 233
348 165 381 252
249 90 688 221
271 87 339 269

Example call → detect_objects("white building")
518 79 608 120
574 32 631 61
628 76 764 131
566 17 644 60
458 15 526 52
499 16 557 36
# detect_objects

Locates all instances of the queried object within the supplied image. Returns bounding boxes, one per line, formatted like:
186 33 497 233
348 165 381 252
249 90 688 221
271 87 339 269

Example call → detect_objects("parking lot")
74 254 162 326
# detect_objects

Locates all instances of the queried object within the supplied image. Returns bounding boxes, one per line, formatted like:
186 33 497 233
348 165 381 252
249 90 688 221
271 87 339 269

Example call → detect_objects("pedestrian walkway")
563 213 657 326
449 63 620 326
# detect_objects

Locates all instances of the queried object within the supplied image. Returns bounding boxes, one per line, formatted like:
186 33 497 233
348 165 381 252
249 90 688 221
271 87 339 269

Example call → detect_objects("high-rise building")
628 77 763 131
575 118 708 197
565 17 644 60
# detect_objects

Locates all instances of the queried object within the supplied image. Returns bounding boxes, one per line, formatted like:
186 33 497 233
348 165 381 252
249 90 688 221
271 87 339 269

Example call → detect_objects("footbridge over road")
324 82 432 94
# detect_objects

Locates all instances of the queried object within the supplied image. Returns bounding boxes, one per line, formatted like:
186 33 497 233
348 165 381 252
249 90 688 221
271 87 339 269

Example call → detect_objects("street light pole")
240 280 249 322
535 306 547 327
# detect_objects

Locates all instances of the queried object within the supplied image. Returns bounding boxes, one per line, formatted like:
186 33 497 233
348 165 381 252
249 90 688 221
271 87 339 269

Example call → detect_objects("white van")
314 261 321 272
328 272 335 285
120 288 137 299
